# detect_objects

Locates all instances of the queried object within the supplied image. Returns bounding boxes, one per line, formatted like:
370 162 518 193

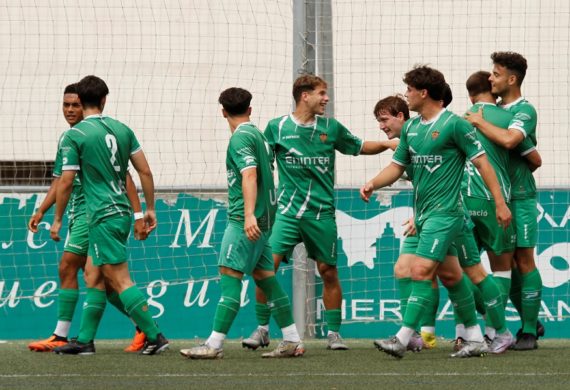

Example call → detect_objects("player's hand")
144 210 157 235
28 211 44 233
464 106 484 127
50 219 62 242
360 181 374 202
402 217 416 236
133 219 149 241
495 202 512 229
244 214 261 241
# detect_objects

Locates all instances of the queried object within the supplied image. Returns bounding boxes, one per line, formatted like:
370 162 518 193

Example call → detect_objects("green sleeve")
128 128 142 155
229 131 258 172
453 118 485 161
333 119 363 156
392 122 411 166
509 104 537 139
60 132 80 171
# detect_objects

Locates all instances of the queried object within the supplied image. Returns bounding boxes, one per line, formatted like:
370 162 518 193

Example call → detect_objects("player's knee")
318 264 339 286
394 261 410 279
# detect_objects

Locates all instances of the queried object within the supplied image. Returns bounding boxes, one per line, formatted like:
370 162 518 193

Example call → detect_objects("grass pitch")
1 339 569 389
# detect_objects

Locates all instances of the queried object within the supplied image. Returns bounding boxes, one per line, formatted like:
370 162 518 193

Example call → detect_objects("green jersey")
60 114 141 225
264 114 363 220
53 131 85 223
461 103 512 201
226 122 277 231
501 98 538 200
393 110 484 221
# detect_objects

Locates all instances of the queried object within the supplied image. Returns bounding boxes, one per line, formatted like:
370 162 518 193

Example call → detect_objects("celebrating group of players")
27 50 541 360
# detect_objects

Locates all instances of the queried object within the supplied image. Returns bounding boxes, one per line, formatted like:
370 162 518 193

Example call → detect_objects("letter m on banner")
169 209 219 248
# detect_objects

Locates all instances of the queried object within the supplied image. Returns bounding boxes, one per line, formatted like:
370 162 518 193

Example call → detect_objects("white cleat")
242 327 270 350
327 332 349 350
180 344 224 360
450 340 488 358
261 341 305 358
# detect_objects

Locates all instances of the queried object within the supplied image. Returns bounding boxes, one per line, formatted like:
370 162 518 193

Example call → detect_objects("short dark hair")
218 87 252 116
403 65 447 101
76 75 109 109
63 83 78 95
373 95 410 120
442 83 453 107
491 51 527 85
466 71 492 97
292 74 327 103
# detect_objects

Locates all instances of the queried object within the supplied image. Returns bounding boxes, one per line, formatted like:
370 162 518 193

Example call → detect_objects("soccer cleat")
407 332 423 352
326 332 349 350
374 336 406 359
452 337 466 352
28 334 68 352
515 321 545 341
489 330 514 354
124 329 147 352
140 333 169 355
484 334 493 347
512 333 538 351
261 340 304 358
180 344 224 359
449 340 488 358
53 340 95 355
420 331 437 349
242 327 270 350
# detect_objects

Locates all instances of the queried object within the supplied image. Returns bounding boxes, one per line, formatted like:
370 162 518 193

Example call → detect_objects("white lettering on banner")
33 281 56 308
26 222 50 249
379 300 401 321
352 299 375 320
184 280 210 307
169 209 219 248
316 299 347 320
537 203 570 228
146 280 169 318
0 281 21 308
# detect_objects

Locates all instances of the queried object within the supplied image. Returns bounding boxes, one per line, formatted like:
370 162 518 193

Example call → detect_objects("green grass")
1 339 570 389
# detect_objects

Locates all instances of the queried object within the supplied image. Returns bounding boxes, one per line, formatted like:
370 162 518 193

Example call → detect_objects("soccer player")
27 84 146 353
465 52 543 350
242 74 394 351
362 65 511 359
180 88 303 359
50 75 168 355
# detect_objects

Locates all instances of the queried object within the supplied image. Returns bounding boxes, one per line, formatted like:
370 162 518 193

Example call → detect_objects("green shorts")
88 214 131 266
401 234 458 257
464 196 516 255
64 213 89 256
270 214 337 266
511 198 538 248
415 214 463 262
453 221 482 268
218 222 274 274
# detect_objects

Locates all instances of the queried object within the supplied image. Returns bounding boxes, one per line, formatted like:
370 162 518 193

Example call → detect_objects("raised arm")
465 106 524 150
360 162 406 202
360 140 400 155
523 149 542 172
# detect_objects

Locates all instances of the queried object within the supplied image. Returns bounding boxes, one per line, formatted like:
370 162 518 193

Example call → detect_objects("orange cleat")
28 334 68 352
124 329 147 352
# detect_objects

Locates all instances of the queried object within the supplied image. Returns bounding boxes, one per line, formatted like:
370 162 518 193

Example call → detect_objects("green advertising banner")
0 190 569 340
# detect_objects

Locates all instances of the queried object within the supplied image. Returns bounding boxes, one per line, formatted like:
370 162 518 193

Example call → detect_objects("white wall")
1 0 566 188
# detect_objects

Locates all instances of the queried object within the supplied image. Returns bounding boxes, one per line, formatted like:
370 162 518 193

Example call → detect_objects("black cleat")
140 333 169 355
536 321 545 339
512 333 538 351
53 340 95 355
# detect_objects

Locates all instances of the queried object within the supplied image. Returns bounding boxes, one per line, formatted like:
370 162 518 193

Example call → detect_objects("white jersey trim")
468 150 486 161
130 146 142 156
520 146 536 157
240 165 257 173
62 165 80 171
392 158 407 167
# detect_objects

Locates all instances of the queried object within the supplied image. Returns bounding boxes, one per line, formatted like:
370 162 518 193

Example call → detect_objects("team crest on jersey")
431 130 440 140
319 133 328 143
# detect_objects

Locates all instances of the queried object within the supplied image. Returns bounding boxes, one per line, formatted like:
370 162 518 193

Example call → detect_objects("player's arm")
50 170 75 241
125 172 147 240
360 140 400 155
471 154 511 228
242 167 261 241
28 177 59 232
360 162 406 202
130 150 156 234
524 149 542 172
465 106 524 150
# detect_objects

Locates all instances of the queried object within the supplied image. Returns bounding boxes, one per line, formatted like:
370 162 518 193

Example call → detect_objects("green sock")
256 276 294 328
402 280 432 330
120 286 160 341
255 303 271 326
324 309 342 333
468 276 486 316
521 269 542 335
510 267 523 315
420 286 439 328
107 291 128 317
397 277 412 319
211 274 242 334
494 275 512 309
58 288 79 321
447 275 477 328
77 288 106 343
477 275 506 333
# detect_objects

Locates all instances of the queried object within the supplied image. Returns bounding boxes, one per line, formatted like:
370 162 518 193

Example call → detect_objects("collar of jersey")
419 108 446 125
476 102 496 107
289 113 317 128
499 96 525 109
235 121 255 132
84 114 107 120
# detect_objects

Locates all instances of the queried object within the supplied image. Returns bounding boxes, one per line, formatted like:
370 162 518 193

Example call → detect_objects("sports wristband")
133 212 144 221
